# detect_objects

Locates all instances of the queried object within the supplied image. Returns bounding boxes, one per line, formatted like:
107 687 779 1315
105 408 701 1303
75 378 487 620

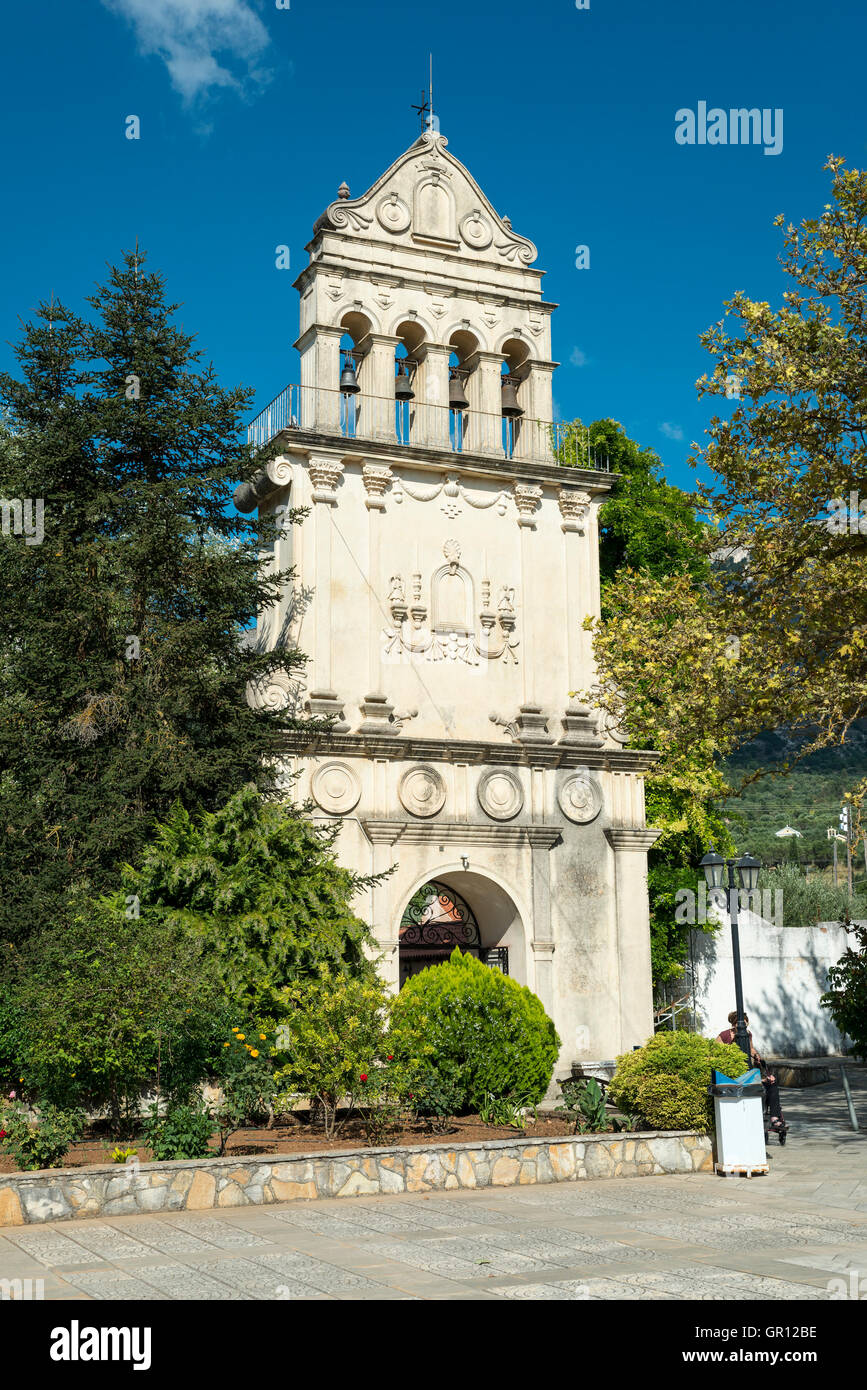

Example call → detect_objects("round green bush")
634 1073 708 1130
609 1030 748 1131
390 948 559 1111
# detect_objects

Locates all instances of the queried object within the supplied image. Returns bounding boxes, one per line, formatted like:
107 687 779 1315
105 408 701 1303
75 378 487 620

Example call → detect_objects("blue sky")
1 0 865 491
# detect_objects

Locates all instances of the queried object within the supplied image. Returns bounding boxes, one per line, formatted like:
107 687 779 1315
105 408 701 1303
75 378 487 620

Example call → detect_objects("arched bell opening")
448 331 479 454
397 871 526 989
338 313 373 438
500 338 529 459
394 320 424 445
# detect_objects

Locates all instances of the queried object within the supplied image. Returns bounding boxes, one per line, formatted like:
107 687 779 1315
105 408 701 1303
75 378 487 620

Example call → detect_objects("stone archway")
397 870 527 989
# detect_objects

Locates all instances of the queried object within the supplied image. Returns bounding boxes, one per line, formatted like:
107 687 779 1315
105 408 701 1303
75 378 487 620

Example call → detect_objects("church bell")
449 368 470 411
394 359 415 402
501 375 524 418
339 351 360 395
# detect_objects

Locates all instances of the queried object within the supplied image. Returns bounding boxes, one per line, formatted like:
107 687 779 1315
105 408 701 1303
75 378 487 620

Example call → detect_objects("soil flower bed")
0 1109 597 1176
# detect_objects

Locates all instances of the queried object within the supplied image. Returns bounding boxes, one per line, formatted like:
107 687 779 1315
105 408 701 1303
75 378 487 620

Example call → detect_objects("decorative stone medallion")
558 773 603 824
459 209 493 250
399 764 446 818
311 762 361 815
376 192 411 234
477 769 524 821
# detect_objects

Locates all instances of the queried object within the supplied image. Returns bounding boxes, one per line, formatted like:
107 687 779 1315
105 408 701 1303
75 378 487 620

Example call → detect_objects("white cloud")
570 347 587 367
102 0 273 104
659 421 684 441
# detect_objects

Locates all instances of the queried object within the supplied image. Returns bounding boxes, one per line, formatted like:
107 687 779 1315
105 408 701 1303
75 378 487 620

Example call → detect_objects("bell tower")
235 129 660 1076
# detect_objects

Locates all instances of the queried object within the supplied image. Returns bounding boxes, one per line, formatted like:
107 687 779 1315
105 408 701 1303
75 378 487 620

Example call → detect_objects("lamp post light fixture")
699 847 762 1071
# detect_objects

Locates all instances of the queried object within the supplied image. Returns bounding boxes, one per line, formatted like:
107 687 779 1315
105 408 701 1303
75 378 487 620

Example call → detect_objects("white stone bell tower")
235 129 660 1076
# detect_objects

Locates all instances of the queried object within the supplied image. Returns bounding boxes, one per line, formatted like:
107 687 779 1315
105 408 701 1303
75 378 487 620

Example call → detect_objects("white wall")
688 916 859 1057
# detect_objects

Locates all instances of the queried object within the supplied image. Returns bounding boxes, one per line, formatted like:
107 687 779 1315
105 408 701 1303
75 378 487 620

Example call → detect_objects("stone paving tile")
49 1223 156 1262
362 1237 505 1281
109 1218 222 1255
248 1249 397 1294
181 1256 334 1301
420 1236 556 1275
59 1269 170 1300
165 1216 273 1249
3 1228 96 1268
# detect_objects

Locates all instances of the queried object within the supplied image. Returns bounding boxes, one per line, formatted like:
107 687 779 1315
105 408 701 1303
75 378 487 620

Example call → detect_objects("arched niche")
413 171 457 243
430 559 474 635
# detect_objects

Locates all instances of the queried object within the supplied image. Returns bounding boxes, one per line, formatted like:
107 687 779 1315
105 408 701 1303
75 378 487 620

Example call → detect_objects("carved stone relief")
311 762 361 815
478 769 524 821
558 772 603 825
383 540 519 666
399 764 447 818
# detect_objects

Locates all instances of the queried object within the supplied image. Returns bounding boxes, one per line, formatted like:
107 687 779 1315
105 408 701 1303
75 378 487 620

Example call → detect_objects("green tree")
3 888 225 1128
585 157 867 840
128 784 380 1016
559 418 729 984
821 921 867 1059
0 250 304 946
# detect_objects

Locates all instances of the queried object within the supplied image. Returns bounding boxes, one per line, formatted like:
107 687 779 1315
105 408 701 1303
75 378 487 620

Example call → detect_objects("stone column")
605 827 662 1051
513 359 556 463
412 341 451 449
359 465 397 734
295 323 342 434
357 332 401 442
465 350 505 457
558 488 601 745
362 820 406 991
306 455 348 726
528 826 560 1016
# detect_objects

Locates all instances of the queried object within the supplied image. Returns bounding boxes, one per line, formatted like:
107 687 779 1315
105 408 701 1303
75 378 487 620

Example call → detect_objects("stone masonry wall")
0 1130 712 1227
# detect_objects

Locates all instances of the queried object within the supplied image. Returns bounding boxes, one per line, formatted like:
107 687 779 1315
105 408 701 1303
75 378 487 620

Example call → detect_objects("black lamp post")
699 847 762 1072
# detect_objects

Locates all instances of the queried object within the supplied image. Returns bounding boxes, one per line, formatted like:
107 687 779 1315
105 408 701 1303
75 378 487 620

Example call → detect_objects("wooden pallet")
715 1163 769 1177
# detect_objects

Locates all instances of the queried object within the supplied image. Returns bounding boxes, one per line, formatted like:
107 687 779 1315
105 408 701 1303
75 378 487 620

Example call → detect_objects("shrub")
212 1028 278 1155
5 889 226 1128
273 968 430 1139
609 1030 747 1131
412 1065 464 1135
143 1101 215 1160
821 920 867 1059
557 1077 610 1134
0 1102 85 1171
390 949 559 1111
634 1073 708 1130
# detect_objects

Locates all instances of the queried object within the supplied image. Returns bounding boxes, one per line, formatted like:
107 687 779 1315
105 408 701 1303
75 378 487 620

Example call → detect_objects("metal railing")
247 382 610 471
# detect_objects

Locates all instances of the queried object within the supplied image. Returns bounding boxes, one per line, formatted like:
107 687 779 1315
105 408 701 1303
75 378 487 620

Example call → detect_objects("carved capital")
309 457 344 504
558 487 591 533
362 462 394 510
605 827 663 854
514 482 543 528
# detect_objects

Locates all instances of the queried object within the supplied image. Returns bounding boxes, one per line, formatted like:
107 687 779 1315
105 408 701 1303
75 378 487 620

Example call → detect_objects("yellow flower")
259 1033 266 1040
231 1027 239 1033
251 1049 260 1058
223 1042 230 1048
237 1033 245 1041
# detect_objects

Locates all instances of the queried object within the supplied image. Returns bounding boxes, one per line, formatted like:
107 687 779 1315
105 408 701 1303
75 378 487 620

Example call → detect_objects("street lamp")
699 847 762 1071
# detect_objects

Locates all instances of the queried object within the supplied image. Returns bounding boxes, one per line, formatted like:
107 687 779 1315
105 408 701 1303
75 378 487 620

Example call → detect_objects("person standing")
717 1010 787 1134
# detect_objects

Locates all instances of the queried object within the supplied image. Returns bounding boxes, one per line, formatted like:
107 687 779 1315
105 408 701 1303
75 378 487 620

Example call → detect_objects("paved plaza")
2 1068 865 1302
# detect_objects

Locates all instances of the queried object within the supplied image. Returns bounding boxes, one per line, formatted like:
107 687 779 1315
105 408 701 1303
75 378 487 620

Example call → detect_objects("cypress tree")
0 250 303 943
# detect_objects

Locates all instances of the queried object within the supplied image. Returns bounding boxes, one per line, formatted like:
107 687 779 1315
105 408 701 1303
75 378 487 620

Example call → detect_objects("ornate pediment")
313 132 537 267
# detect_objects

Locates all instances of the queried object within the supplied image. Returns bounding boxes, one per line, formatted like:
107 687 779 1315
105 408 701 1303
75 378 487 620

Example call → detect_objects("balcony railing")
247 383 609 471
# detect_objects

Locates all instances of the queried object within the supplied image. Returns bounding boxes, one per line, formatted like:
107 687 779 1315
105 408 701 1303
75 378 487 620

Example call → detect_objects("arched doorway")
398 878 514 988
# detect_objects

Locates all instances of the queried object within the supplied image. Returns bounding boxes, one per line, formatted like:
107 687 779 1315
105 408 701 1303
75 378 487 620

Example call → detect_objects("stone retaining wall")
0 1130 712 1227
